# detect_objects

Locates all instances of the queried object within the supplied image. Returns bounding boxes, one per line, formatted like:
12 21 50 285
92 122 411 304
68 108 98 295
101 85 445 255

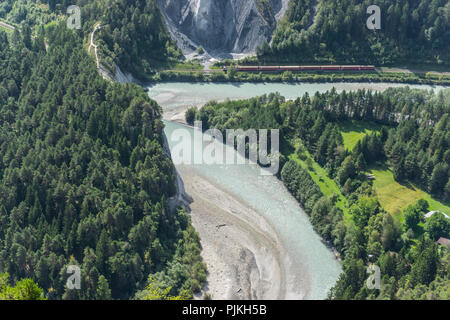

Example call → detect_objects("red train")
223 65 376 72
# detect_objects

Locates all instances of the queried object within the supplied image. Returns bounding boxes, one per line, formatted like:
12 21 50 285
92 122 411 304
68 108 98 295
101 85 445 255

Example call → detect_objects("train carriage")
321 66 342 71
235 66 260 72
284 66 302 71
228 65 376 73
360 65 376 71
259 66 281 72
341 65 361 71
301 66 321 71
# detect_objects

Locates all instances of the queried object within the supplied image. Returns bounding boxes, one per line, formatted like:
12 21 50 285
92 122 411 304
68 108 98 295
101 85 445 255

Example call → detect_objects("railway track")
161 65 376 74
225 65 376 72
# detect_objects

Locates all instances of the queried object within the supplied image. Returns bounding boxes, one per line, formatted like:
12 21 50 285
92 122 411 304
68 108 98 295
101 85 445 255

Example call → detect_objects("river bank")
179 165 289 300
163 116 342 300
151 69 450 86
163 122 287 299
154 81 448 300
155 81 448 125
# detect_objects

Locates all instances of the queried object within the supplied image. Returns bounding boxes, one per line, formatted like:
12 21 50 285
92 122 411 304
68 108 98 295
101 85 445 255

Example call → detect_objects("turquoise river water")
148 82 446 299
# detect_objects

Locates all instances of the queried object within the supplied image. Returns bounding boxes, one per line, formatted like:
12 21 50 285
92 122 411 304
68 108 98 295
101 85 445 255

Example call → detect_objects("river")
147 81 446 300
148 81 447 112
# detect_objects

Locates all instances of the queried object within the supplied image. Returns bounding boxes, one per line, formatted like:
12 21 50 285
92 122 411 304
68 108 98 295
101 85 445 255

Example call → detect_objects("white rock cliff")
157 0 290 59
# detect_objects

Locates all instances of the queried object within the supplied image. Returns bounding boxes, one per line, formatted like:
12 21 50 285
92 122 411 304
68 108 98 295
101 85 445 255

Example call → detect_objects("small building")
437 237 450 246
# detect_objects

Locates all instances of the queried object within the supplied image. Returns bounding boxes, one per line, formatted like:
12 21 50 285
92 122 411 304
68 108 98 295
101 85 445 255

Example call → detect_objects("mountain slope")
157 0 290 58
98 0 182 78
0 22 205 300
258 0 450 65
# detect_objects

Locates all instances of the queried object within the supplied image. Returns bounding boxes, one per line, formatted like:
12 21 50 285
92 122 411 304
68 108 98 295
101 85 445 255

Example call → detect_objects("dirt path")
89 23 101 68
0 21 15 32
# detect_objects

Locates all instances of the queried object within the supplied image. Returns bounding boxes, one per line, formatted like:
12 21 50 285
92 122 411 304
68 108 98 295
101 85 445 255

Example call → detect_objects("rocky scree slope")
157 0 290 59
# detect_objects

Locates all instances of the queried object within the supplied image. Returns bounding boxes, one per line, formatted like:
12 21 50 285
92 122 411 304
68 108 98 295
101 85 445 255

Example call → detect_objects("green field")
287 141 350 222
286 121 449 225
156 60 203 71
338 120 383 151
369 163 450 222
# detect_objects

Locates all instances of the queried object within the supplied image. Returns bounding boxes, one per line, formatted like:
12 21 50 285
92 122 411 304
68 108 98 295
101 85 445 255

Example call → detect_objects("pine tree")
96 275 112 300
95 231 110 277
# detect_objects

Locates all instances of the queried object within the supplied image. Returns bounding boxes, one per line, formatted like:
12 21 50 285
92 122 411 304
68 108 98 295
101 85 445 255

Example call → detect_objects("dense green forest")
256 0 450 66
0 23 205 299
187 87 450 299
190 88 449 201
3 0 448 80
97 0 182 78
0 0 61 28
0 0 181 79
1 0 449 301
